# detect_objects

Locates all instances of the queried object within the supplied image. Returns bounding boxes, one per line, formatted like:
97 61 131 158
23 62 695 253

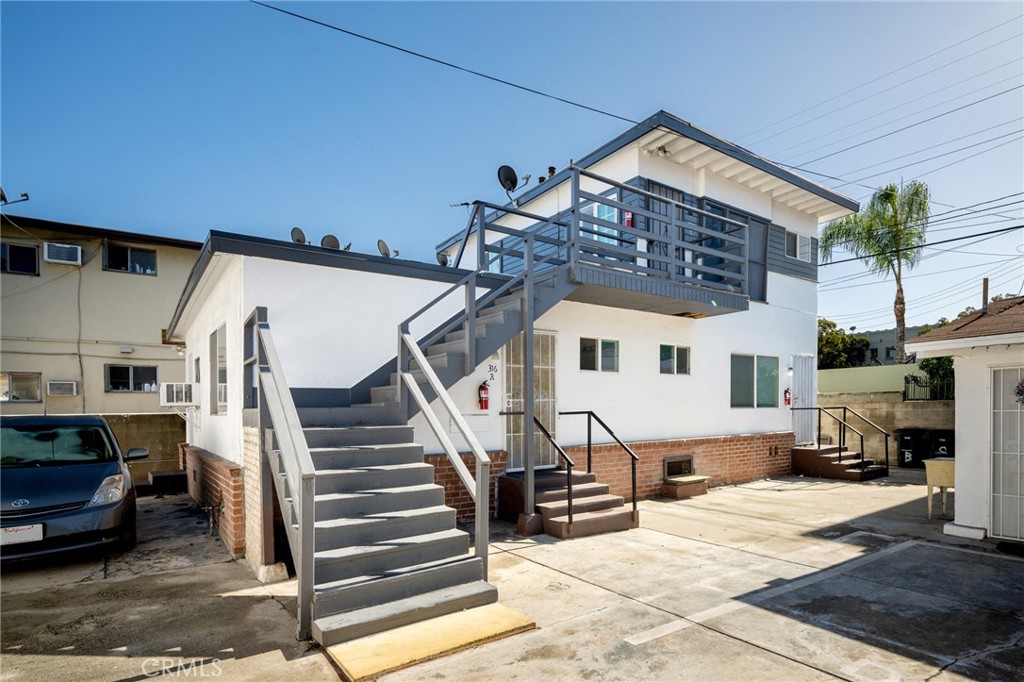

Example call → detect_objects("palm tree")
820 181 930 364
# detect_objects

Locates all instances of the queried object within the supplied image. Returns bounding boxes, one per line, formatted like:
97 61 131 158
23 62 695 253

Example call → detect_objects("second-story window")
105 243 157 275
785 231 812 262
581 193 619 247
1 243 39 276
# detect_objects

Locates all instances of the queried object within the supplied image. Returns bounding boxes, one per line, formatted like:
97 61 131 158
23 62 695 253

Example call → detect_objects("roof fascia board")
909 332 1024 355
1 214 203 250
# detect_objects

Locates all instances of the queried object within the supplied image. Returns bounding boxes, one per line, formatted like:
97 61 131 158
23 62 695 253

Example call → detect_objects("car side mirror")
125 447 150 461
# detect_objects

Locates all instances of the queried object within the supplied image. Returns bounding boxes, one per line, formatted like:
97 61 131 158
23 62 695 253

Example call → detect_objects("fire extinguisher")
784 388 792 406
478 381 490 410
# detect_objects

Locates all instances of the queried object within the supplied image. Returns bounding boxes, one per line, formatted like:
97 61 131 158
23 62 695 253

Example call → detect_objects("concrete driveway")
3 474 1022 682
0 494 337 682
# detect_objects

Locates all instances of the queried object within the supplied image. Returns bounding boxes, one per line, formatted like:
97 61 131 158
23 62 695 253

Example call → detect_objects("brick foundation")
565 431 795 501
425 451 508 521
180 444 245 557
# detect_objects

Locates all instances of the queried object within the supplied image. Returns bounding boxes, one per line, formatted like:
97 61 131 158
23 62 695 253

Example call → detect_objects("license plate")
1 524 43 545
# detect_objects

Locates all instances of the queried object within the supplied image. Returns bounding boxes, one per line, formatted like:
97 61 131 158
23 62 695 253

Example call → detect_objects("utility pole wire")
820 225 1023 266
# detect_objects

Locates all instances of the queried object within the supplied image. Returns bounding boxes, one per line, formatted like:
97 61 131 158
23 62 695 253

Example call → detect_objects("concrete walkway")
3 474 1022 681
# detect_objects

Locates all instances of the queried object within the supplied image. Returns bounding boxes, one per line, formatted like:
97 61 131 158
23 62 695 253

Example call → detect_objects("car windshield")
0 425 116 466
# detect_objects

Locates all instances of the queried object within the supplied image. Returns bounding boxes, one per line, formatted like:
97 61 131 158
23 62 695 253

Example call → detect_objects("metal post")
631 457 638 515
569 168 580 270
523 235 536 515
397 323 409 414
475 203 487 271
817 409 822 447
465 274 476 376
475 459 489 577
587 413 593 474
297 475 315 640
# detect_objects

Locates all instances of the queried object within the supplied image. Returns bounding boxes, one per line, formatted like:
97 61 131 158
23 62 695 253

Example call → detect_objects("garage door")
992 367 1023 540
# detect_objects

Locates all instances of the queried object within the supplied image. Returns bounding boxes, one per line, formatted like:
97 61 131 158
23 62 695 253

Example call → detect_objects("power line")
744 32 1024 147
819 255 1022 292
736 13 1023 142
768 62 1023 159
796 84 1023 167
248 0 640 126
820 224 1024 266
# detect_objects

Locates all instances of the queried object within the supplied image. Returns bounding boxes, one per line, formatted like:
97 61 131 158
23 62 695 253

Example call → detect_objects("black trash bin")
894 428 932 468
931 429 955 457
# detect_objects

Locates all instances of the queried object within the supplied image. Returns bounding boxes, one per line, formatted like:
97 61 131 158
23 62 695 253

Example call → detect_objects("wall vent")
47 381 78 397
160 382 196 407
43 242 83 266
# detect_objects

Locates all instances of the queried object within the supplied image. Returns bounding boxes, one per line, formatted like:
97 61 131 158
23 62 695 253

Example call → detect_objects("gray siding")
767 225 818 282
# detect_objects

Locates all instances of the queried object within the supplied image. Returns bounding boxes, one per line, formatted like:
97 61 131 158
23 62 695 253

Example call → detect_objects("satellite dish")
498 165 519 192
436 253 449 267
290 227 307 244
0 186 7 204
377 239 391 258
321 234 340 249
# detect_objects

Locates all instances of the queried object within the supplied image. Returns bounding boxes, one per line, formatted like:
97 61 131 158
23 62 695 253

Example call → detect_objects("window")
581 194 619 246
105 365 158 392
580 337 619 372
785 231 812 262
210 324 227 414
104 243 157 275
730 355 779 408
0 372 42 402
660 345 690 375
1 243 39 275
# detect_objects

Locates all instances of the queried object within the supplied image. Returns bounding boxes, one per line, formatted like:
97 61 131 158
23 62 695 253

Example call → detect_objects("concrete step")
792 444 849 457
536 493 624 520
313 555 483 617
314 528 470 585
543 507 635 540
315 505 456 550
534 481 611 504
313 483 445 521
531 470 599 490
300 425 414 447
307 443 424 470
314 463 436 494
297 404 405 428
312 580 498 647
410 351 463 372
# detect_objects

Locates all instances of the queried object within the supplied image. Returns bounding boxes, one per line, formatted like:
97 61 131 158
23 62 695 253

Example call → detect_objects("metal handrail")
398 332 491 574
243 307 316 640
791 406 867 470
502 411 575 529
822 405 891 473
560 411 639 517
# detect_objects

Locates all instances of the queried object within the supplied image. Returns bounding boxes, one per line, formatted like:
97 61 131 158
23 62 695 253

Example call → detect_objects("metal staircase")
243 202 579 646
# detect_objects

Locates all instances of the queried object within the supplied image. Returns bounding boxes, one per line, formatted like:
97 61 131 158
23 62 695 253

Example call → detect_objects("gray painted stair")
275 272 578 646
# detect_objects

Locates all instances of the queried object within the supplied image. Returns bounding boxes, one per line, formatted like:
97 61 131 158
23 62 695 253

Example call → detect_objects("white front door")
504 331 558 471
791 354 816 445
992 366 1023 540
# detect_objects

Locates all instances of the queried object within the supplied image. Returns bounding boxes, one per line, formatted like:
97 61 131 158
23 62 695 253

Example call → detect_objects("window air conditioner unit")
47 381 78 397
43 242 83 266
160 382 196 407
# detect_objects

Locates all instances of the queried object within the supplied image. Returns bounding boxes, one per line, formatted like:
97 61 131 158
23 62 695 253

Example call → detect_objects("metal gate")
992 366 1023 540
791 354 816 445
504 331 558 471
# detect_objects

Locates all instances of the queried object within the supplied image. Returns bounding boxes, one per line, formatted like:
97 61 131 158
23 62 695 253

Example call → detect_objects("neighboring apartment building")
165 111 858 646
0 214 201 480
852 324 925 365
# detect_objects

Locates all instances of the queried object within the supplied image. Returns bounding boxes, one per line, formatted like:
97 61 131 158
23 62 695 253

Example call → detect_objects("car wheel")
118 512 137 551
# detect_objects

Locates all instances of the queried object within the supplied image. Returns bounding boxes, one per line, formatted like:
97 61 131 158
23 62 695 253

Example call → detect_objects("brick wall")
565 431 795 501
425 451 508 521
104 413 186 484
819 391 954 466
180 444 245 557
242 425 264 573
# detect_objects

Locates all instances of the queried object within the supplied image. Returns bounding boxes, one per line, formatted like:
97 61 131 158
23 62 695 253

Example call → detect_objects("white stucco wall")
177 254 244 463
946 347 1023 537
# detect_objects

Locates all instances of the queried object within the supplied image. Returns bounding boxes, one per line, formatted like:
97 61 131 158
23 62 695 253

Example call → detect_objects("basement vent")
43 242 83 266
47 381 78 397
160 382 195 407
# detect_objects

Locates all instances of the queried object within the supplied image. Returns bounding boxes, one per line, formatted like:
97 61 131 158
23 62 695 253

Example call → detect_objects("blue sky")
2 1 1021 330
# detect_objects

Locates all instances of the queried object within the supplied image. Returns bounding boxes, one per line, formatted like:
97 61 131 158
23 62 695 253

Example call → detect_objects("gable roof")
908 296 1024 345
437 110 859 251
